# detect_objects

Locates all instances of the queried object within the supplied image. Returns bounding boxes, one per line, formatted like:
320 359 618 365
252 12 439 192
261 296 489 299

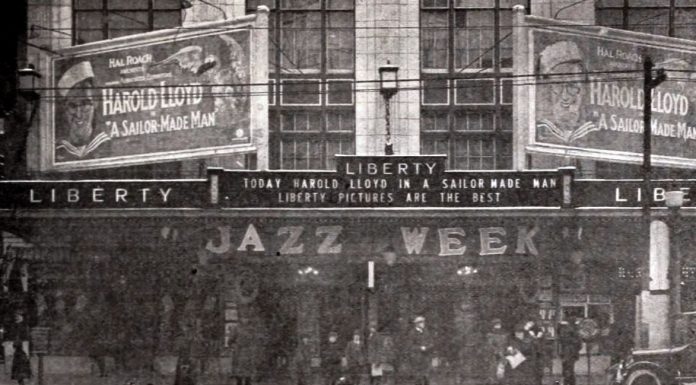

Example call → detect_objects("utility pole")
642 57 666 211
641 56 666 348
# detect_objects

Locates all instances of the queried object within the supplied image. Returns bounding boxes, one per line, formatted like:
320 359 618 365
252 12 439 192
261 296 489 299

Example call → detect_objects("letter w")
401 227 429 254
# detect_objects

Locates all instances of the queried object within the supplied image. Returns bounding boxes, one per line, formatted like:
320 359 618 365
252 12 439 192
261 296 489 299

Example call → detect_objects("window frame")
419 1 524 170
248 0 356 170
595 0 696 39
72 0 182 45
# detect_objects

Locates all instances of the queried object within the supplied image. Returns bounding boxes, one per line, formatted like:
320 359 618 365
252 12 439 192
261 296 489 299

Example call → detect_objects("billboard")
45 14 268 171
517 15 696 168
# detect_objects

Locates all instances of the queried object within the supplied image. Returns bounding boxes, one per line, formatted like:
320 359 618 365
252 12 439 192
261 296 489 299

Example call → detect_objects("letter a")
237 224 266 252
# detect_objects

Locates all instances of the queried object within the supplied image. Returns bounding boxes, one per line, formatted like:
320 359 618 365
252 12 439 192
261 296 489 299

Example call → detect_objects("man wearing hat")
344 330 365 385
405 315 434 385
55 60 110 159
322 330 343 385
535 40 598 145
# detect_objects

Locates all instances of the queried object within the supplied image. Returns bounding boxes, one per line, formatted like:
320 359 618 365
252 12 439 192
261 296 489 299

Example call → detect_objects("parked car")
607 343 696 385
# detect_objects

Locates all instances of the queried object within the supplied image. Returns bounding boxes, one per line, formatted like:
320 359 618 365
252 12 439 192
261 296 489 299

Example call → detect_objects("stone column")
355 0 420 156
636 220 671 349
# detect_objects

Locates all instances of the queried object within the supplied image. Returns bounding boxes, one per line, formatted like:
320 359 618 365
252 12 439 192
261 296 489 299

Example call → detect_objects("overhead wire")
34 72 678 103
22 3 696 103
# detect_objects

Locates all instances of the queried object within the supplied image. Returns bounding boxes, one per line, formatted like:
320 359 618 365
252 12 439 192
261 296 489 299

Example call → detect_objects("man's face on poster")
64 85 95 145
549 62 585 127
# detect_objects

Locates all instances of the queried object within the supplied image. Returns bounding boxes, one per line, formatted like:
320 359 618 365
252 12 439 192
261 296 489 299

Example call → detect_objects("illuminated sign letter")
479 227 507 255
515 225 539 256
237 224 266 252
438 228 466 256
206 226 231 254
400 227 429 255
316 226 342 254
277 226 305 255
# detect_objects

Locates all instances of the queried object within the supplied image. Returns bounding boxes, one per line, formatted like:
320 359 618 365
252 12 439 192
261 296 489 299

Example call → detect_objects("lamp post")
3 64 42 179
665 189 684 345
379 62 399 155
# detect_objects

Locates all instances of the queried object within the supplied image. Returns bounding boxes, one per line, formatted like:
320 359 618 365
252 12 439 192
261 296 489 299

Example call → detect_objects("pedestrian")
344 330 365 385
10 340 31 385
3 311 29 375
558 318 582 385
367 327 383 385
485 318 509 384
323 331 343 385
292 336 313 385
504 323 535 385
524 320 545 385
406 316 434 385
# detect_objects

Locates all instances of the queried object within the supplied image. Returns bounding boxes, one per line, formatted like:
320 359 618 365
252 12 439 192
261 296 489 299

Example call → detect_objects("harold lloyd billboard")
521 17 696 168
46 16 267 171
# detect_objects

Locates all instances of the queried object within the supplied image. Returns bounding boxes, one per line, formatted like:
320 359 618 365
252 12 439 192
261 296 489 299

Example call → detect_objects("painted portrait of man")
536 40 598 145
147 33 249 139
55 60 110 160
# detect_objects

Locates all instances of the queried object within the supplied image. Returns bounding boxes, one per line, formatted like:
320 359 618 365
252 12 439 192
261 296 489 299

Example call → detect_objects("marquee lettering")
237 224 265 252
277 226 305 255
203 224 540 257
438 228 467 256
401 227 429 255
316 226 343 254
479 227 507 256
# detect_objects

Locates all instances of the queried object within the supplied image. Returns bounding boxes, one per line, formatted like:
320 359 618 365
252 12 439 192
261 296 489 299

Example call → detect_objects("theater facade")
3 155 691 384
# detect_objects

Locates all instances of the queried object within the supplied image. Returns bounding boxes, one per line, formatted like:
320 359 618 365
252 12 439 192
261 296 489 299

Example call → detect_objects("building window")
420 0 522 170
247 0 355 170
73 0 182 44
596 0 696 39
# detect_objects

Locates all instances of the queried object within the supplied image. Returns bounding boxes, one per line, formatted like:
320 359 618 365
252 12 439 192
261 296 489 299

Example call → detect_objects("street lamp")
665 188 684 345
17 64 42 131
379 62 399 155
17 64 41 101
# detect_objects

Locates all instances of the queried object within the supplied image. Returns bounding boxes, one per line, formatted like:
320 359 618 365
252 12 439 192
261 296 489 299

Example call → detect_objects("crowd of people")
286 315 585 385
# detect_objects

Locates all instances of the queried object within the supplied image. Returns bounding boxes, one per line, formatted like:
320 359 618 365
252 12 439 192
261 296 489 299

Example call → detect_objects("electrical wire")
33 74 680 103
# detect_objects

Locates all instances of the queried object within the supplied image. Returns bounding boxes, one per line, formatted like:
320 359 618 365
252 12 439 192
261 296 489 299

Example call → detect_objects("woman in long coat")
504 325 536 385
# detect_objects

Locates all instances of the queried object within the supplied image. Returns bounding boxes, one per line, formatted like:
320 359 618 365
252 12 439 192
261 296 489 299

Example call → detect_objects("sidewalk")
0 372 610 385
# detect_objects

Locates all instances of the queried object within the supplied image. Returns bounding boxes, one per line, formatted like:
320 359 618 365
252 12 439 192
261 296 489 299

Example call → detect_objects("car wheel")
625 369 663 385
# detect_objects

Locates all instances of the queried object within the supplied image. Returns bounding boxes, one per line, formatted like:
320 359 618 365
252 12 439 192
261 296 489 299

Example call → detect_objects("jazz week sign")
46 16 266 171
214 156 563 208
519 15 696 168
